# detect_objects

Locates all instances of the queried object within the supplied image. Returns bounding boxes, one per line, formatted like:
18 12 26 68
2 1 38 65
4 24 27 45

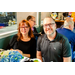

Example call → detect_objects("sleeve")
6 34 17 50
62 38 71 57
36 36 42 51
30 38 36 58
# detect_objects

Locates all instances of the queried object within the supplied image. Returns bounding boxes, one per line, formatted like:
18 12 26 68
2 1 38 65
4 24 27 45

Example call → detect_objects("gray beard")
47 31 55 37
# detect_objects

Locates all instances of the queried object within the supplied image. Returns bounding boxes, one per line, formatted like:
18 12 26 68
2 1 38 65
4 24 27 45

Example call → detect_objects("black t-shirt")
37 32 71 62
6 34 36 58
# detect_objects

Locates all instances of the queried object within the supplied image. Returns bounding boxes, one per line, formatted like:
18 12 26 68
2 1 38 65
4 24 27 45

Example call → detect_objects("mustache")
46 28 52 31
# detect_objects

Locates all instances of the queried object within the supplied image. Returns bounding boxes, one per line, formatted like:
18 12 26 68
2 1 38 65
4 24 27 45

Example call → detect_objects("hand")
10 49 23 55
16 49 23 55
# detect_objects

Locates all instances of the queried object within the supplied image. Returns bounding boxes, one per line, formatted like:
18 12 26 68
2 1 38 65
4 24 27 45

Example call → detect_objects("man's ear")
28 19 31 22
69 25 72 30
69 25 71 28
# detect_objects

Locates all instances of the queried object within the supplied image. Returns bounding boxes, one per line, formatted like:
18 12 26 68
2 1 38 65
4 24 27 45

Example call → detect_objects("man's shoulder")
38 34 46 38
56 28 63 31
56 32 68 42
37 34 46 41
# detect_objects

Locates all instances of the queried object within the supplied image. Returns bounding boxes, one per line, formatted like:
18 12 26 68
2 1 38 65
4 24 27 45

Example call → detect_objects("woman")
7 20 36 58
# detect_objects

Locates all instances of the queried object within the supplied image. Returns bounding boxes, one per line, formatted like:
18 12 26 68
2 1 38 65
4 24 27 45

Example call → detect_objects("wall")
17 12 52 32
17 12 37 26
17 12 40 33
41 12 51 20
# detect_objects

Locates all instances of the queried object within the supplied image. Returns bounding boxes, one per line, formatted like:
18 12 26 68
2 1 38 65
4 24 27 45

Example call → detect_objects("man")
27 15 41 41
27 15 38 34
57 17 75 61
37 17 71 62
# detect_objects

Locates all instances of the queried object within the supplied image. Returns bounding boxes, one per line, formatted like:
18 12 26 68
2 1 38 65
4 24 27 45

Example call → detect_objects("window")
0 12 17 29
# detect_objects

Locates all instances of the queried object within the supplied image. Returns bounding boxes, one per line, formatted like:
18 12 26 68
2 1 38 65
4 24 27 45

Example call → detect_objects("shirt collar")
63 28 72 32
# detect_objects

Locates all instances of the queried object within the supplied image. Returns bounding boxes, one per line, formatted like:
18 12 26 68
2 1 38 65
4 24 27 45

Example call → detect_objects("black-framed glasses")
43 23 55 27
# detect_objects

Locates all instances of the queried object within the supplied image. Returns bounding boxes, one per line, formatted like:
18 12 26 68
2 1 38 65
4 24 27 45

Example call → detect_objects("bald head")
43 17 55 25
64 17 74 27
64 17 74 31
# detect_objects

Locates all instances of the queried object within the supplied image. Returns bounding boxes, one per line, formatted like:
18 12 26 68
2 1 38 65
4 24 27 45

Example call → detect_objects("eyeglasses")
43 23 55 28
31 20 36 23
20 26 29 29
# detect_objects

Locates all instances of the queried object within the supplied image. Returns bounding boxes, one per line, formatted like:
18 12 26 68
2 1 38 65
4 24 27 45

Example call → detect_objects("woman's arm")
6 34 17 50
22 54 30 58
11 49 30 58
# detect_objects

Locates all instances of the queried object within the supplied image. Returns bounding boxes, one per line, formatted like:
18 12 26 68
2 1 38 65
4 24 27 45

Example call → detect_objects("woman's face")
20 23 30 35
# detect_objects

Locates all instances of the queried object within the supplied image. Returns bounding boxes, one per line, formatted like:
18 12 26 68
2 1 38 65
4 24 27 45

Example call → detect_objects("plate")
31 58 41 62
20 57 29 62
20 57 41 62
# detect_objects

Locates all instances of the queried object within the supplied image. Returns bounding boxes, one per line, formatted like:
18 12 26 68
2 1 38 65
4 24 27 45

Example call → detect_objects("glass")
0 12 17 29
20 26 29 29
31 20 36 23
43 23 55 28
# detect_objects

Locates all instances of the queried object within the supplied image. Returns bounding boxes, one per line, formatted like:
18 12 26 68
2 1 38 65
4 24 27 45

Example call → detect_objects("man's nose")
34 22 36 25
47 25 51 28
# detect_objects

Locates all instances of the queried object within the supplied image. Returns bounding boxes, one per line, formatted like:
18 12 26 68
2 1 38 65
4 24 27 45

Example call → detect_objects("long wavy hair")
17 19 34 41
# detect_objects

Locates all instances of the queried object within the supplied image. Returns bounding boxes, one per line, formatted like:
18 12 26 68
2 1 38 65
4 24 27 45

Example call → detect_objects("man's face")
43 18 56 36
29 17 36 27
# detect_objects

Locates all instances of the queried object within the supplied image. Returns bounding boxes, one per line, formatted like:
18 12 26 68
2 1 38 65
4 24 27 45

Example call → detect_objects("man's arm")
37 51 43 62
63 56 71 62
62 37 72 62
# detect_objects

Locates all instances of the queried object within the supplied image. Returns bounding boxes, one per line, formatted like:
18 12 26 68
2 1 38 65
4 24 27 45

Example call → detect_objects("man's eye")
45 25 47 26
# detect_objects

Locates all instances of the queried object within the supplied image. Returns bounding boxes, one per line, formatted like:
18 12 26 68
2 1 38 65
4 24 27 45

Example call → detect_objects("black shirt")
33 27 41 41
37 32 71 62
6 34 36 58
33 27 38 34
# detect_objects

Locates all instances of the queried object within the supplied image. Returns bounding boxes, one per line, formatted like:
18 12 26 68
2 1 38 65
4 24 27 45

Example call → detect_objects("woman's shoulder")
11 34 18 41
30 38 36 45
9 34 18 45
13 34 17 37
31 38 36 42
12 34 18 39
